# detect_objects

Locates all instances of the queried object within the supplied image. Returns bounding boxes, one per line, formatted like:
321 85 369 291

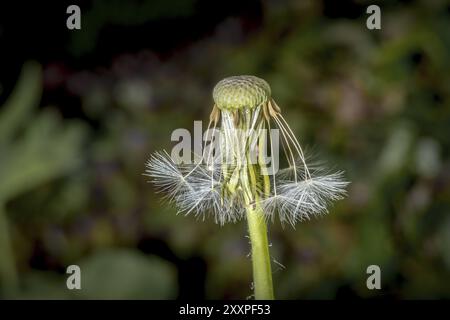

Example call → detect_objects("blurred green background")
0 0 450 299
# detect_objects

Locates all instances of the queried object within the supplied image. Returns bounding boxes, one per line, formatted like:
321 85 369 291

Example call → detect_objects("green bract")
213 75 271 110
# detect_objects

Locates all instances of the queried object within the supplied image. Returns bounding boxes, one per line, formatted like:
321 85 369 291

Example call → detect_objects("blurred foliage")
70 0 196 55
0 63 85 201
0 62 86 294
76 249 176 299
13 249 176 299
1 0 450 299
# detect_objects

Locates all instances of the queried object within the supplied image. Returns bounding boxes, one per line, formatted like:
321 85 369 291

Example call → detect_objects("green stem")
246 204 274 300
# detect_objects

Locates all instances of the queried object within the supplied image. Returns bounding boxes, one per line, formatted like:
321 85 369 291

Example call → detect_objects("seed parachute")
145 75 348 226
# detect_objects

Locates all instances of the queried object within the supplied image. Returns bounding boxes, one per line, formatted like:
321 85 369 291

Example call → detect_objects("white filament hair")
175 164 244 225
262 171 349 226
144 150 191 202
146 101 349 227
145 150 244 225
260 194 291 223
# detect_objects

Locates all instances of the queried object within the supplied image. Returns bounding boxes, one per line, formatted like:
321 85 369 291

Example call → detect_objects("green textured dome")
213 75 271 110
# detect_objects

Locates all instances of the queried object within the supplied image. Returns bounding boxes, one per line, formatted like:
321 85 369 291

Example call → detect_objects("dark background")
0 0 449 299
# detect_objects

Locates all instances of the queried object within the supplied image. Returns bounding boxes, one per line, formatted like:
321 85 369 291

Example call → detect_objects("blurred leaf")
13 272 71 300
70 0 196 55
77 249 177 299
0 62 41 145
0 63 87 202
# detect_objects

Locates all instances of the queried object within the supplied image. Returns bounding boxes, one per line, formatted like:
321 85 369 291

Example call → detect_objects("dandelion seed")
145 75 349 299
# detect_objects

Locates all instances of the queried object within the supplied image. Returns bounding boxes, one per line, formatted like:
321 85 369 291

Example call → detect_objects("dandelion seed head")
213 75 271 111
145 76 349 226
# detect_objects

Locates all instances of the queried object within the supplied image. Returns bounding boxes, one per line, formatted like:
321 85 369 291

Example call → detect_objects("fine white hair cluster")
146 151 245 225
145 75 349 226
